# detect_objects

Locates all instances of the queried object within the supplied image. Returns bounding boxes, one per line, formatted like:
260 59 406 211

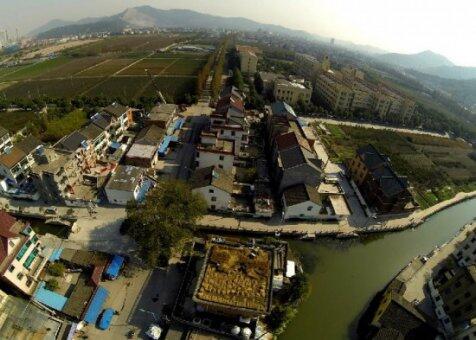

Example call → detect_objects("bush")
265 305 297 335
47 262 65 277
45 279 59 291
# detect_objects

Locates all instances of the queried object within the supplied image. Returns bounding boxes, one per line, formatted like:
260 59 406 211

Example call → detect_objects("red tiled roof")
0 211 18 239
215 95 244 115
275 132 299 151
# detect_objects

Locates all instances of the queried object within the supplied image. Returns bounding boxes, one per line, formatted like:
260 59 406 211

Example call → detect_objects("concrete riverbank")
197 191 476 239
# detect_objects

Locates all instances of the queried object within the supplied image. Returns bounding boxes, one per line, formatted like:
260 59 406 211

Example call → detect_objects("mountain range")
376 50 476 80
30 6 387 56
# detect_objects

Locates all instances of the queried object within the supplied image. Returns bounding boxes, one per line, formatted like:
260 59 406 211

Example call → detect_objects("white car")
145 324 162 340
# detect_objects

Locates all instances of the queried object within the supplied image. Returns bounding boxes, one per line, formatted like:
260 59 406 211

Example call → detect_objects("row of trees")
211 38 229 100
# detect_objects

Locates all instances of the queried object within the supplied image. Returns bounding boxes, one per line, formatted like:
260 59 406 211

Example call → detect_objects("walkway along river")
281 198 476 340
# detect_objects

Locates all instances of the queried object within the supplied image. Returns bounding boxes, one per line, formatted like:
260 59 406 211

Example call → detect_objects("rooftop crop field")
316 123 476 208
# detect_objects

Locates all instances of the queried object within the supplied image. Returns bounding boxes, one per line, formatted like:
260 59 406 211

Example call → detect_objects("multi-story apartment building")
236 45 260 74
30 148 81 204
453 230 476 267
273 79 313 105
316 73 354 111
315 65 417 121
347 144 413 213
0 126 12 155
0 136 42 185
0 211 48 296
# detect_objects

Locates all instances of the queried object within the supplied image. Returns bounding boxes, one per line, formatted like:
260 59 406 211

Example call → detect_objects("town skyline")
1 0 475 66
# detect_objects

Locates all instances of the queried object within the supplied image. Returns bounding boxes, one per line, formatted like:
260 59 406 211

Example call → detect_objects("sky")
1 0 475 66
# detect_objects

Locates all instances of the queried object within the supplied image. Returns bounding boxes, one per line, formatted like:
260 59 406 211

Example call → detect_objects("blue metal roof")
83 286 109 324
49 248 63 262
98 308 115 330
33 281 68 311
173 118 185 130
104 255 125 279
158 135 178 156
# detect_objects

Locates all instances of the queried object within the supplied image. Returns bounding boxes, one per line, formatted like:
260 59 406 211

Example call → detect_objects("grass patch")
162 58 206 76
119 58 174 76
43 109 88 142
0 110 40 133
141 76 197 101
86 76 151 101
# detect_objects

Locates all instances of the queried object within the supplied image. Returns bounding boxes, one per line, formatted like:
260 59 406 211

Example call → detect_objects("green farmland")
316 123 476 208
0 34 210 104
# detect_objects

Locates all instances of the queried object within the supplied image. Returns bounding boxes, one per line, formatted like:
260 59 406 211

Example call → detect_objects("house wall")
282 200 321 220
105 187 136 205
195 151 234 171
215 128 247 154
0 135 12 154
193 185 231 211
453 231 476 267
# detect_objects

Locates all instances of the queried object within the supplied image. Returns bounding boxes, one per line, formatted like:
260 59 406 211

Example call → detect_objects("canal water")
281 198 476 340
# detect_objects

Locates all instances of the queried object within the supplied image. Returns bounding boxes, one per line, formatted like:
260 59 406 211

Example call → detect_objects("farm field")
316 123 476 208
0 35 209 103
118 58 175 76
0 57 71 81
1 78 103 99
78 58 136 76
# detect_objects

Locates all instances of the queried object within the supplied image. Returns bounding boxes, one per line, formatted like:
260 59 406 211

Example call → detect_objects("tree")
47 262 65 277
254 72 264 94
125 180 207 267
232 68 244 91
45 279 59 291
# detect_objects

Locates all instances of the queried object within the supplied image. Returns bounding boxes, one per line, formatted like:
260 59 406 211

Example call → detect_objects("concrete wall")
193 185 231 211
196 151 234 171
282 200 321 220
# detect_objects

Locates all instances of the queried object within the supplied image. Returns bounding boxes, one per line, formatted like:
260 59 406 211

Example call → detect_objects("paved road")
301 117 449 138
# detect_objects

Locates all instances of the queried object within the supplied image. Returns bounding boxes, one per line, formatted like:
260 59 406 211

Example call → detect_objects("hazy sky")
1 0 475 66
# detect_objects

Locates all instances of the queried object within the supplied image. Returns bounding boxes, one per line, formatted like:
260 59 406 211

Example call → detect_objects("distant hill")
36 6 315 40
377 50 454 69
27 19 73 37
417 65 476 80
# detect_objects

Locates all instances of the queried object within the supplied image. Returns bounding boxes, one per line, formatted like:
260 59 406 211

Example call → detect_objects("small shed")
104 255 125 280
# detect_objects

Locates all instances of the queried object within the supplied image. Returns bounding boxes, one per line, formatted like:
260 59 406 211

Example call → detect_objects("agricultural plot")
86 76 150 101
35 56 107 78
118 58 175 76
162 58 207 76
79 59 135 76
151 52 209 59
0 66 24 78
141 76 196 102
316 123 476 207
1 78 102 99
0 57 71 81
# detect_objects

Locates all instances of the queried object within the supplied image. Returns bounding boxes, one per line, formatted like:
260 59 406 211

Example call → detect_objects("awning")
83 286 109 324
33 281 68 311
98 308 115 330
104 255 125 279
158 135 178 156
49 248 63 262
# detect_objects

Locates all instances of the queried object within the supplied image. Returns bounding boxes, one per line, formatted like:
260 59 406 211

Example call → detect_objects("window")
231 131 235 137
307 206 313 211
8 265 15 273
211 197 217 202
26 278 33 287
471 237 476 243
8 240 14 248
16 272 24 281
435 296 441 301
209 189 214 194
210 205 216 210
219 155 224 161
218 165 223 169
464 245 470 250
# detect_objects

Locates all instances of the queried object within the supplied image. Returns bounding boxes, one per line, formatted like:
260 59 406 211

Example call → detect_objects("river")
281 198 476 340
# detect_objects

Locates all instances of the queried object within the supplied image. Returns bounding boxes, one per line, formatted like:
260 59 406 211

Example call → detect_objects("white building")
105 165 153 205
273 79 312 105
195 134 235 171
0 211 48 295
282 184 322 220
453 230 476 267
0 126 12 155
0 136 42 185
189 166 234 211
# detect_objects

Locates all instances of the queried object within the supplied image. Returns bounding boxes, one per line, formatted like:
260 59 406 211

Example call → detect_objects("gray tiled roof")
189 166 233 194
282 183 321 206
55 131 87 152
280 145 306 169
